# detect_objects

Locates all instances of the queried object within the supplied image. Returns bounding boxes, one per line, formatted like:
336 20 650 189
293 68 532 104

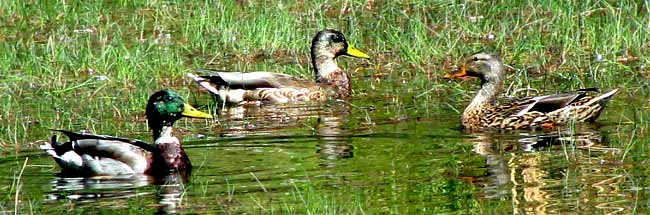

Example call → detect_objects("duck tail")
582 89 618 122
584 89 618 106
51 134 58 147
187 72 222 95
188 72 248 104
40 135 59 157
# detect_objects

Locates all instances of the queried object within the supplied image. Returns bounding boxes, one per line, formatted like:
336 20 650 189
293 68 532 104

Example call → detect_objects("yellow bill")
345 45 370 59
181 103 213 119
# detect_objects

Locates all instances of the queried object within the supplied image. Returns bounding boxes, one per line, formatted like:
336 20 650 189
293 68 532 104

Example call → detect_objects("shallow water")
3 91 647 214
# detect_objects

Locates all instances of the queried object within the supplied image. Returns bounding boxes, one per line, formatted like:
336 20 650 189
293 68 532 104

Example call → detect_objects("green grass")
0 0 649 214
1 0 647 146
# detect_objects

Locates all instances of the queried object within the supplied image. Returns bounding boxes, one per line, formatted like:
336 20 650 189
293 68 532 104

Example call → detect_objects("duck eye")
472 57 479 61
330 34 344 42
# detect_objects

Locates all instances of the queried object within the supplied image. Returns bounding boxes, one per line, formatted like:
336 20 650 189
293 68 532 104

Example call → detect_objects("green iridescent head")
146 90 212 131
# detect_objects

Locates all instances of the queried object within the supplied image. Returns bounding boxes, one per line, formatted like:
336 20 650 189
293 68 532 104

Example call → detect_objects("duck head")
444 51 504 85
311 29 370 60
311 29 369 78
146 90 212 139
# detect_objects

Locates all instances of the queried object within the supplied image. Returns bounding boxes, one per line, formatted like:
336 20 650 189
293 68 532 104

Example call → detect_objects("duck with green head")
187 29 370 104
40 90 212 176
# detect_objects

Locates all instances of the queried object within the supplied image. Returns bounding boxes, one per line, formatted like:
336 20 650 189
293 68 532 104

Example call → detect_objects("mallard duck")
40 90 213 176
444 51 618 130
187 29 370 104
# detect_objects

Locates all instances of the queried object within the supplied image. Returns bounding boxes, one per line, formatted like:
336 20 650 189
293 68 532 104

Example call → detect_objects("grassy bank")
1 1 647 148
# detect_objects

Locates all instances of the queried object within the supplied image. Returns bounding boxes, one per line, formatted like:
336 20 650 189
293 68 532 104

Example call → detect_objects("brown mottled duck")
444 51 618 130
187 29 369 104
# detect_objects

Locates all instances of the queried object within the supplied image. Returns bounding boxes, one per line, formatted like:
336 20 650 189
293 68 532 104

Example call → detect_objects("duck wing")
41 130 153 176
188 69 327 103
510 88 599 116
484 88 618 129
192 68 317 89
53 129 156 152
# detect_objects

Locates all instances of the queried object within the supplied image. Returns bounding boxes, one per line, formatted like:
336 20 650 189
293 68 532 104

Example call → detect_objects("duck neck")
149 125 191 175
312 50 350 97
463 77 502 120
153 126 174 142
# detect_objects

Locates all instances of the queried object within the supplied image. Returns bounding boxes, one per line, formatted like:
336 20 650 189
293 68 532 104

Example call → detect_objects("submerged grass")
0 0 649 213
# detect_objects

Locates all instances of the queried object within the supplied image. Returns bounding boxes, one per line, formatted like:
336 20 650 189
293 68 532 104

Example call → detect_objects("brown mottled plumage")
187 29 369 104
445 52 618 130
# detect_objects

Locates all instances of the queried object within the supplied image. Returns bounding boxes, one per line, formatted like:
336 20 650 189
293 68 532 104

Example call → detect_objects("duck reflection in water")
46 173 189 214
208 101 356 165
315 103 355 166
461 125 629 214
154 173 187 214
212 103 327 137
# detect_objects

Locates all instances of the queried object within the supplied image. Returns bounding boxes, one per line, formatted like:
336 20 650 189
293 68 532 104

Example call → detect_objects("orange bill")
444 65 470 79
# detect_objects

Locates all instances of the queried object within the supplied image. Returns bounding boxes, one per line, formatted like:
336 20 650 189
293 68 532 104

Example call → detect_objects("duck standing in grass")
187 29 370 104
40 90 213 176
444 51 618 130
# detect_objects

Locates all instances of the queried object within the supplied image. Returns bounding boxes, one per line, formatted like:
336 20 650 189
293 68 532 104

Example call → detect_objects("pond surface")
2 90 646 214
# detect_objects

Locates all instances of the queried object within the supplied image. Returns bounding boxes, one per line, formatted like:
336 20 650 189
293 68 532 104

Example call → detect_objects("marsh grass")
1 0 649 213
282 181 365 215
2 0 647 146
